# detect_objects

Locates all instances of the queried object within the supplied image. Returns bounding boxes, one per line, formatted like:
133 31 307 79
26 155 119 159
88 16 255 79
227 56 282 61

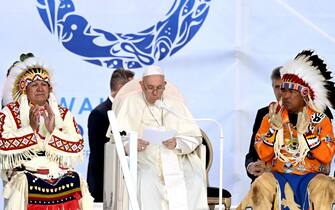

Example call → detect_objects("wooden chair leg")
208 204 230 210
209 204 215 210
224 197 231 210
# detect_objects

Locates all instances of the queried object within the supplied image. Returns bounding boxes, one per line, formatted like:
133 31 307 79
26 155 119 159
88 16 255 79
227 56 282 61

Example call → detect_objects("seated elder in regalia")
238 50 335 210
0 53 93 210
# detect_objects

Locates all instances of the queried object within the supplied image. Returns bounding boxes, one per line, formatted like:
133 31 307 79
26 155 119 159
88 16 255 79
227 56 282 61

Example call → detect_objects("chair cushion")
207 186 231 198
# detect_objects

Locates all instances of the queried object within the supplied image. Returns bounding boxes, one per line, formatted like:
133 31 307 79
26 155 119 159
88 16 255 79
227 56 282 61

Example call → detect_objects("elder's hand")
247 160 267 177
41 103 55 133
269 102 282 130
29 106 41 131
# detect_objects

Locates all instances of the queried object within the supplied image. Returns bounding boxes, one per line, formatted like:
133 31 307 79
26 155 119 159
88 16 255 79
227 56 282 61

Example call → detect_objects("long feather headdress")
280 50 335 112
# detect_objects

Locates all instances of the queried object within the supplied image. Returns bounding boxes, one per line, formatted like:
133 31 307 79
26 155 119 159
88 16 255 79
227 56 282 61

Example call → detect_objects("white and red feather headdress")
2 53 54 105
280 50 335 112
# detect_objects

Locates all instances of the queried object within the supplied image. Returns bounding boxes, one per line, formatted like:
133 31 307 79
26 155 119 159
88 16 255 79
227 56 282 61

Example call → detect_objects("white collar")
109 95 114 103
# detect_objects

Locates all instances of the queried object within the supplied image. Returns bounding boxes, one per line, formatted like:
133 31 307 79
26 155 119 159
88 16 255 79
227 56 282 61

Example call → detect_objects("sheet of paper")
142 127 176 145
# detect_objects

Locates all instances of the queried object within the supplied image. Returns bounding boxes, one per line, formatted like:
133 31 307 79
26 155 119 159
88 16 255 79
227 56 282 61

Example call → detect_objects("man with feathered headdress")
238 50 335 210
0 53 93 209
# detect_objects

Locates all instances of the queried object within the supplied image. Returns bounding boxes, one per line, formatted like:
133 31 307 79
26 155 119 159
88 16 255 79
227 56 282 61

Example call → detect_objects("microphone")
154 100 225 210
154 100 178 116
154 99 165 108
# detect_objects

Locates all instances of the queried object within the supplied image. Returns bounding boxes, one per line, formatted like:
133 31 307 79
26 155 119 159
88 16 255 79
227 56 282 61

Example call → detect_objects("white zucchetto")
142 65 165 77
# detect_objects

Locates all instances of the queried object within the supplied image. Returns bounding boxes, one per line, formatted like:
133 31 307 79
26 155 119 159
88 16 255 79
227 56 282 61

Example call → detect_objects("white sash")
160 147 188 210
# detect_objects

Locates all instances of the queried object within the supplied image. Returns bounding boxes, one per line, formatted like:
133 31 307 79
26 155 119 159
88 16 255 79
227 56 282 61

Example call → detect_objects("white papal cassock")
114 91 208 210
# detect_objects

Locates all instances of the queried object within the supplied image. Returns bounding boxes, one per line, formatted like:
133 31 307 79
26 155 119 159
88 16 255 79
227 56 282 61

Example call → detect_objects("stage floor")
93 203 237 210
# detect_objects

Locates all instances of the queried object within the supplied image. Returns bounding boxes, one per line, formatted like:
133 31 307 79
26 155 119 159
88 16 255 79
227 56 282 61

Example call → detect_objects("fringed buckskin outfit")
0 54 93 210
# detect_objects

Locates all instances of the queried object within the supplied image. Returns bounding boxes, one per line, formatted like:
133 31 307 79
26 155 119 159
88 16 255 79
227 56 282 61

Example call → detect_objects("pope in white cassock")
113 66 209 210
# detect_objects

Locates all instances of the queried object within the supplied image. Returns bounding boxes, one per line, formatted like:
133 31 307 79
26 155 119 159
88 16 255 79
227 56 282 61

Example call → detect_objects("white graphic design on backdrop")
36 0 211 68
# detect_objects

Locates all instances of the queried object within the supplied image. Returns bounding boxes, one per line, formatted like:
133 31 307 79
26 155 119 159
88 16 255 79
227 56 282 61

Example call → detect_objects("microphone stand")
191 118 224 210
155 101 225 210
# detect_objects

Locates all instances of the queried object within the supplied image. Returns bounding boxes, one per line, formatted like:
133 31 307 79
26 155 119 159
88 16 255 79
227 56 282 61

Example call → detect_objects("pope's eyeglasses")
143 83 165 93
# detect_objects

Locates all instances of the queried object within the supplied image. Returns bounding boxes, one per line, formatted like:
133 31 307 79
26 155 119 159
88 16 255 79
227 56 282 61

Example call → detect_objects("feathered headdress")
280 50 335 112
1 53 63 131
2 53 54 105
